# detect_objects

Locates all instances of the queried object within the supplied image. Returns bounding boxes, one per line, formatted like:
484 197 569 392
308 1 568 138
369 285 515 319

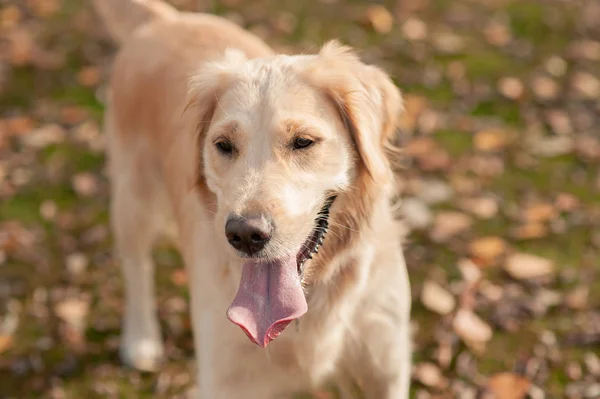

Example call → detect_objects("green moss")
471 100 522 125
433 129 473 157
513 227 591 270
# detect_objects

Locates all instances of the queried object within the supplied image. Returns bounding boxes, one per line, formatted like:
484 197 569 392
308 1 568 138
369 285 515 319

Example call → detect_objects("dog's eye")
215 140 234 155
293 137 314 150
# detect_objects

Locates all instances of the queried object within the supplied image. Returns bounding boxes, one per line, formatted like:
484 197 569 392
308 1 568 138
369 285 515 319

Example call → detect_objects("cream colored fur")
94 1 412 397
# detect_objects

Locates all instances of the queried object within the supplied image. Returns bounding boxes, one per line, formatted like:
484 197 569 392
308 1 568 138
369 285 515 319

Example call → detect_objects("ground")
1 0 600 398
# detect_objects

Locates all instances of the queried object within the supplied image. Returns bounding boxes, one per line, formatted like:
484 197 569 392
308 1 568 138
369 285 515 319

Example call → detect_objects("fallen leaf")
545 110 573 135
458 196 499 219
418 147 451 171
72 172 99 197
511 223 549 240
498 77 524 100
363 5 393 34
171 269 188 286
5 116 35 136
28 0 62 18
528 135 573 157
474 129 511 151
572 71 600 99
432 29 465 54
66 252 89 277
402 17 427 41
77 66 101 88
0 5 22 30
21 124 66 148
0 335 13 354
555 193 580 212
398 95 428 131
430 211 473 242
566 286 589 310
531 76 560 101
415 179 453 205
458 258 482 284
400 197 432 230
413 362 448 389
7 27 35 66
486 372 531 399
39 200 58 221
60 105 89 125
405 137 436 157
566 362 583 380
504 253 555 280
484 20 511 46
54 298 89 333
584 353 600 377
545 55 567 77
468 236 507 263
453 309 493 349
421 281 456 315
523 203 556 223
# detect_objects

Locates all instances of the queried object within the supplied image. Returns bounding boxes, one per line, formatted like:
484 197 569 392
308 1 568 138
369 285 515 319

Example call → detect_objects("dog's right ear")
184 49 246 182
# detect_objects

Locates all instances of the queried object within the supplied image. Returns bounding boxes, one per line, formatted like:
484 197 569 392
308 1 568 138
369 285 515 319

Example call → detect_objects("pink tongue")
226 255 307 347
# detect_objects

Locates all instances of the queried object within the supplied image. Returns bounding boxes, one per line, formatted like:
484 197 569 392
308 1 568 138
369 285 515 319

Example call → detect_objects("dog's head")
186 41 402 347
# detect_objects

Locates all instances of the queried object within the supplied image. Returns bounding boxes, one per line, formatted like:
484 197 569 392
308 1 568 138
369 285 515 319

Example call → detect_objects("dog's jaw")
226 196 336 347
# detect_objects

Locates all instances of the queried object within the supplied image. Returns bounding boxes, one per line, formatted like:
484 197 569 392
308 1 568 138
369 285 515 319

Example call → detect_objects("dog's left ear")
301 41 403 183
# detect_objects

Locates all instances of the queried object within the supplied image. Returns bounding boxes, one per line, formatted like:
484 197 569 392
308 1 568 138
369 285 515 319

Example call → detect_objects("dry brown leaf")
453 309 493 349
531 76 560 101
402 17 427 41
66 252 89 277
171 269 188 286
458 196 498 219
497 77 524 100
363 5 394 34
486 372 531 399
398 95 428 131
523 203 556 223
0 5 22 30
474 129 511 152
413 362 448 389
511 223 548 240
60 105 89 125
5 116 35 136
0 335 13 354
504 253 555 280
405 137 436 157
421 281 456 315
77 66 101 88
418 147 451 171
7 27 35 66
28 0 62 18
572 72 600 99
72 172 99 198
430 211 473 242
555 193 580 212
484 21 511 46
566 286 589 310
21 124 66 148
468 236 507 263
400 198 432 230
55 298 89 333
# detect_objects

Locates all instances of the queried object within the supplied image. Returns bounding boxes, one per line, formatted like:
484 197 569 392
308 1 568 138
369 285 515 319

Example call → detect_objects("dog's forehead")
218 55 333 129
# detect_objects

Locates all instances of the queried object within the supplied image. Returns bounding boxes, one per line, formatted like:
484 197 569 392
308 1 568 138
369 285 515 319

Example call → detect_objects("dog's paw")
120 337 164 372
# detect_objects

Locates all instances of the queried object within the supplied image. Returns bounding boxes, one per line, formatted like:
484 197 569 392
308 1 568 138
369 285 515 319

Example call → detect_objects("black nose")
225 215 272 255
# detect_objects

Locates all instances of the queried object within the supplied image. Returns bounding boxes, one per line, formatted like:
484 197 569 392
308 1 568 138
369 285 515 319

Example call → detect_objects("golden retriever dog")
92 0 412 397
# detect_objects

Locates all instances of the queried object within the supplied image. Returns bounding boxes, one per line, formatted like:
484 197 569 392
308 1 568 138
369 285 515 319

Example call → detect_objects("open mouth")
226 195 337 348
296 195 337 275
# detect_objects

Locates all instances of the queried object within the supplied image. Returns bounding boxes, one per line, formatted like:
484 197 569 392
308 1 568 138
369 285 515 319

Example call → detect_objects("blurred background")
1 0 599 398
